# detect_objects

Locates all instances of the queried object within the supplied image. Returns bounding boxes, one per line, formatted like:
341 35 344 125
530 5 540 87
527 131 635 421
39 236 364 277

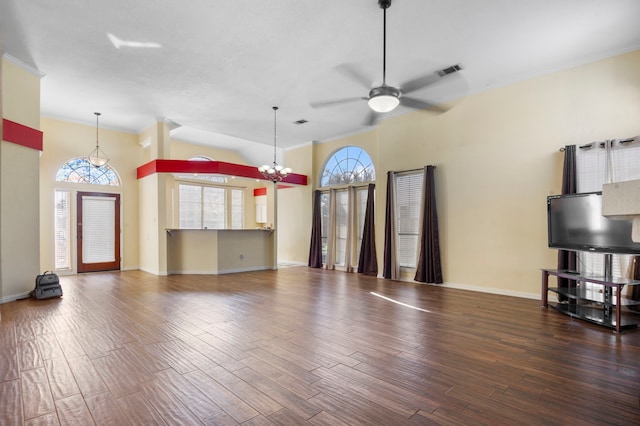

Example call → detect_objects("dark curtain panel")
358 183 378 275
630 257 640 311
414 166 443 284
308 190 323 268
557 145 577 297
383 171 394 279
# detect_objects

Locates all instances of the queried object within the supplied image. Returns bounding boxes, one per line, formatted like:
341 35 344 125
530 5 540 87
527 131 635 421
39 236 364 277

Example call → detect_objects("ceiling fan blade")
400 97 449 113
310 97 364 109
400 72 443 95
337 63 373 90
401 65 463 95
363 110 380 127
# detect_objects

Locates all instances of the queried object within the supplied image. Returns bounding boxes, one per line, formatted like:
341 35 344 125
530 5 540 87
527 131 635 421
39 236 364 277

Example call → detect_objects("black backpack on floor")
32 271 63 299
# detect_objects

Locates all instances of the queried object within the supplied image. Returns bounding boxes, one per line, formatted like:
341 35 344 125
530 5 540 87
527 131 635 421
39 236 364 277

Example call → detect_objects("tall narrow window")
355 187 369 262
202 186 225 229
320 192 330 264
54 189 71 270
231 189 244 229
396 171 424 268
179 184 203 228
335 190 349 265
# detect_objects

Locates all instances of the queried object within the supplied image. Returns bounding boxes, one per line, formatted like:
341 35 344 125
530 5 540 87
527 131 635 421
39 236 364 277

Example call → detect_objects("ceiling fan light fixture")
368 95 399 113
368 85 400 113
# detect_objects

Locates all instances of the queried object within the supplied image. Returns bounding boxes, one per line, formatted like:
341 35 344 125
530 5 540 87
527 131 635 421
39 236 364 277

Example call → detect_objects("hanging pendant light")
257 106 292 181
87 112 110 167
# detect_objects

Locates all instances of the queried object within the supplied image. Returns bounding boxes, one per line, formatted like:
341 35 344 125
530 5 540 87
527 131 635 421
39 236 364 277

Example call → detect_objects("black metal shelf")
549 286 640 306
549 302 638 330
542 269 640 333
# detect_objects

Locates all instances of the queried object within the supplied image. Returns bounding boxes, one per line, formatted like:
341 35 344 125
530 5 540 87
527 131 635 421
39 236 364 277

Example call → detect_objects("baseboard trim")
0 292 32 304
167 266 272 275
437 282 539 300
374 273 539 300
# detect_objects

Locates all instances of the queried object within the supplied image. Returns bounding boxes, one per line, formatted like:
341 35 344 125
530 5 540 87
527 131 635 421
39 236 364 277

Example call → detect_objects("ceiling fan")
311 0 464 126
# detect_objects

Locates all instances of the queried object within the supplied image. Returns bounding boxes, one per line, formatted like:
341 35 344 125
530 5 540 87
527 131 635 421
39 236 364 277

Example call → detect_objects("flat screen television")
547 191 640 254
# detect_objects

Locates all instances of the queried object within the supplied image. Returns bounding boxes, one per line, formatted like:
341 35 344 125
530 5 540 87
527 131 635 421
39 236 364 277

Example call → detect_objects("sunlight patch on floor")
370 292 432 313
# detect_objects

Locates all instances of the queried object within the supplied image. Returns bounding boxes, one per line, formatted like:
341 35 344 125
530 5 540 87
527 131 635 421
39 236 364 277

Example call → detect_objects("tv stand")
541 269 640 333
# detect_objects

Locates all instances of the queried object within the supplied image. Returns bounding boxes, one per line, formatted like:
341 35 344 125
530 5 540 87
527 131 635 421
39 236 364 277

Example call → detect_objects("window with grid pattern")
178 183 244 229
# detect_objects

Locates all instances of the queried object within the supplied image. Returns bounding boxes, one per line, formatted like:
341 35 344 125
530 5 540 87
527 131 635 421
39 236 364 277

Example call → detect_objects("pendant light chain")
273 106 278 165
257 106 292 181
95 112 101 150
87 111 110 168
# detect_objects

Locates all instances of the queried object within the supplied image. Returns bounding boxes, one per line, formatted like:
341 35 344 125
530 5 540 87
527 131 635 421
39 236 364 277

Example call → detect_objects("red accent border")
137 159 307 186
254 187 267 196
2 119 43 151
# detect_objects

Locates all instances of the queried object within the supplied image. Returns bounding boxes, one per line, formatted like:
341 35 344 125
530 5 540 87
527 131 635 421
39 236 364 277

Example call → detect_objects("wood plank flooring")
1 267 640 425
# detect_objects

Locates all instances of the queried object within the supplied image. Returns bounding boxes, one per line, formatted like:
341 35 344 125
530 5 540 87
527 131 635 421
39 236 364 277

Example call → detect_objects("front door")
77 192 121 272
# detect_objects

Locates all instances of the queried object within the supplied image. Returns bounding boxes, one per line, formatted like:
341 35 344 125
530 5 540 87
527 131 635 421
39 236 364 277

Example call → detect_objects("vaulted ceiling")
2 0 640 165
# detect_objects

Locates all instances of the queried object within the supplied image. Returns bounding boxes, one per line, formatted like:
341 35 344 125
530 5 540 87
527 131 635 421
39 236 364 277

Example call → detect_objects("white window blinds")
82 196 116 263
396 171 424 268
54 190 71 270
576 140 640 277
179 183 244 229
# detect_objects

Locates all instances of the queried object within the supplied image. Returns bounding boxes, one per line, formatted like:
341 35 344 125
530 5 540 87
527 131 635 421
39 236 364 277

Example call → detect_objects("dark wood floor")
1 267 640 425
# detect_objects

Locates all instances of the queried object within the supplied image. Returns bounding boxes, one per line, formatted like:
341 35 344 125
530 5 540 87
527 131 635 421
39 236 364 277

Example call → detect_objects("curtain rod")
394 165 436 174
559 137 638 152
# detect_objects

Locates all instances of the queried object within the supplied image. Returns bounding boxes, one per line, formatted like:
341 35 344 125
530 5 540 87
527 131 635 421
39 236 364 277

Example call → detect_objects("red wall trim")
137 159 308 185
254 187 267 196
2 119 43 151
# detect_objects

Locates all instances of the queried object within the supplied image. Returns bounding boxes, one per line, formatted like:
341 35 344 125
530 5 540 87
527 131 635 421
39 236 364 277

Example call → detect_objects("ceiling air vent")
294 119 308 125
437 64 463 77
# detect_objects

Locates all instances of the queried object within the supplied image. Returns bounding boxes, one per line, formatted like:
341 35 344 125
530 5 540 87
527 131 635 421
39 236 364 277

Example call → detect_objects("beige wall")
39 118 142 273
170 139 248 163
1 58 42 301
284 49 640 298
278 143 314 264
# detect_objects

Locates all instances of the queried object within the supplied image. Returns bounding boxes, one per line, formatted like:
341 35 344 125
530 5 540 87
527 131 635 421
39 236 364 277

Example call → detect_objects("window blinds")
82 196 116 263
395 171 424 268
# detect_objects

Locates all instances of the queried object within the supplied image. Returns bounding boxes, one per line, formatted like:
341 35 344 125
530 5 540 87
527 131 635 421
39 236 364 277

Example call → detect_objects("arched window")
318 146 376 270
320 146 375 187
55 157 121 186
176 156 226 183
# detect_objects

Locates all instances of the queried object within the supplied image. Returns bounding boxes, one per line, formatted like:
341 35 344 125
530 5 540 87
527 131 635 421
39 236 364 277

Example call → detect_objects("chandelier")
87 112 110 167
258 106 292 181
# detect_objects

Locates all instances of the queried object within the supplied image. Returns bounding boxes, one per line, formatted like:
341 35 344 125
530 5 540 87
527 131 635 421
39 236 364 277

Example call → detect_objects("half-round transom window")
176 156 226 183
55 157 121 186
320 146 375 187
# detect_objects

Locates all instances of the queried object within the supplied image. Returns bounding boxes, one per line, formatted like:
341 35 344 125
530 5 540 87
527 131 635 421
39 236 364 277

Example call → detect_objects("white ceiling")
2 0 640 165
